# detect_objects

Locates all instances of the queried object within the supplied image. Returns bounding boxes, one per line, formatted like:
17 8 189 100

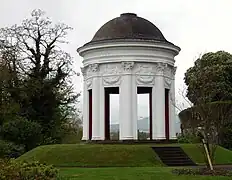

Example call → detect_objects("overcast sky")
1 0 232 123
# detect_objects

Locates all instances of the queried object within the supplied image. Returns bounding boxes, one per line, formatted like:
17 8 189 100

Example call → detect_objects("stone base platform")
82 139 178 144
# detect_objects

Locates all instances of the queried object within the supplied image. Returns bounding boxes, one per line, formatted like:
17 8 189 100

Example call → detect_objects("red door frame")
105 90 110 140
88 90 92 140
165 89 170 140
149 91 152 140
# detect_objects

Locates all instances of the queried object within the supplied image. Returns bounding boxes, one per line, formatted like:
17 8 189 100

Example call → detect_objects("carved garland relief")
103 63 121 86
164 77 172 89
135 64 155 85
86 78 93 89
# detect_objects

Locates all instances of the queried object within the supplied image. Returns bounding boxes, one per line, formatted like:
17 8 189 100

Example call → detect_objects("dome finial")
120 13 137 17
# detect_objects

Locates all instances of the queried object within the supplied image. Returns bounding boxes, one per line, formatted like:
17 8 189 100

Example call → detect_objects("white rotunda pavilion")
78 13 180 141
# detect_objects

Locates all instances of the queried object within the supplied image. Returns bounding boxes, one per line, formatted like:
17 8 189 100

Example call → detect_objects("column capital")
157 63 176 79
89 63 99 72
82 64 100 80
156 62 166 75
121 61 134 72
172 66 177 76
81 67 87 79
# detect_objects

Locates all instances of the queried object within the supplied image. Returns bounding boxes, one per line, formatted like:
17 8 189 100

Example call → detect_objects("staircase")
152 146 196 166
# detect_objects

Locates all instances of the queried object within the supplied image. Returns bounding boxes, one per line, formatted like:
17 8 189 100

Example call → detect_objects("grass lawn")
59 167 231 180
181 144 232 165
17 144 162 167
17 144 232 167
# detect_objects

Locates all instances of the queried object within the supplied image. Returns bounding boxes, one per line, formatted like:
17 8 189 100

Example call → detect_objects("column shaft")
92 77 101 140
169 79 177 139
132 76 138 140
119 75 134 140
152 75 165 139
99 77 105 140
82 82 89 140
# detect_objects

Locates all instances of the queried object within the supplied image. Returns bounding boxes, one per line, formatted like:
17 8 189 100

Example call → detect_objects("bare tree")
177 86 232 169
0 9 79 144
170 84 195 135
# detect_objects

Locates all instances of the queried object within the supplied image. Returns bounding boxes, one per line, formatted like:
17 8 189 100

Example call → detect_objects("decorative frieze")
82 62 176 87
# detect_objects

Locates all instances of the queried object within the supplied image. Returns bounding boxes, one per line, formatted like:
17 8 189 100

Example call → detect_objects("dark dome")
91 13 167 43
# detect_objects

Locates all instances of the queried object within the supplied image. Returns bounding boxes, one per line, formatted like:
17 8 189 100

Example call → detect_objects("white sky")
1 0 232 123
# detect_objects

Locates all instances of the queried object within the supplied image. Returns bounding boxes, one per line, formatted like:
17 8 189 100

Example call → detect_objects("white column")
119 62 135 140
169 79 177 139
132 75 138 140
82 81 89 140
92 77 101 140
99 77 105 140
119 75 133 140
152 86 156 139
152 66 166 139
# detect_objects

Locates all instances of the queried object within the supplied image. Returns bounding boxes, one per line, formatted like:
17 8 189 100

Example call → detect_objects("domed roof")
90 13 168 43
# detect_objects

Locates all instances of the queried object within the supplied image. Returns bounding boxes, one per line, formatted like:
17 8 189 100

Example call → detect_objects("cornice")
78 40 180 57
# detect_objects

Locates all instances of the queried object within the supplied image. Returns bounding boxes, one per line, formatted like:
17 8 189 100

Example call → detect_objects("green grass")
17 144 232 167
182 144 232 164
17 144 162 167
58 167 231 180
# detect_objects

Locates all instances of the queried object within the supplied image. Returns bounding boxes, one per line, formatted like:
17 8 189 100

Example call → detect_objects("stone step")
152 146 196 166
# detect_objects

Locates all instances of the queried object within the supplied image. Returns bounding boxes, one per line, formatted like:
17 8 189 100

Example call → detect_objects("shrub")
177 133 200 143
61 124 82 144
138 131 149 140
172 168 232 176
1 117 42 150
0 159 58 180
220 122 232 149
0 140 25 158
